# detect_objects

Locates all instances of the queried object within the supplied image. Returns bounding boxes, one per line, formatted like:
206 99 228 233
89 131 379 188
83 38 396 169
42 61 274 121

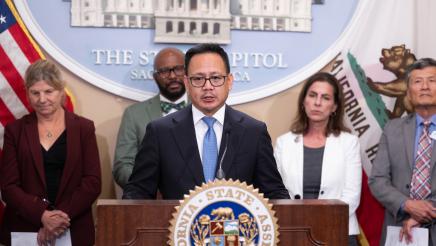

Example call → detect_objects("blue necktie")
202 117 218 182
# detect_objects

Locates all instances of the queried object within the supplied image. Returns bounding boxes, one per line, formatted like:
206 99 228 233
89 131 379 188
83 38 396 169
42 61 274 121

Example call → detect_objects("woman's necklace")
39 113 63 139
42 124 58 139
46 130 53 138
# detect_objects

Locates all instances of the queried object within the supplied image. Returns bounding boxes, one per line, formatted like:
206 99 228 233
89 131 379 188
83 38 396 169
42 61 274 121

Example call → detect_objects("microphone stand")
216 130 230 180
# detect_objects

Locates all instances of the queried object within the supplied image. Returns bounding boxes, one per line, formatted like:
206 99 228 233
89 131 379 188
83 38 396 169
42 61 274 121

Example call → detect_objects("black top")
41 130 67 204
303 145 325 199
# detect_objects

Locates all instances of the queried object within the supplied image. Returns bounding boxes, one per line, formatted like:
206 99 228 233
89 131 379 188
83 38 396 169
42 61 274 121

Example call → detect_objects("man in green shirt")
113 47 186 188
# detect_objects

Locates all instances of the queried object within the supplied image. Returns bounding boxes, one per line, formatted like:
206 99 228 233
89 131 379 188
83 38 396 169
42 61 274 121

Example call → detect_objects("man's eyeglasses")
188 75 227 87
155 65 185 78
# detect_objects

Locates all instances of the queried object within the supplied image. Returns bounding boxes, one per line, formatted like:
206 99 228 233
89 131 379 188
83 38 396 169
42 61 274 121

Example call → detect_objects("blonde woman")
0 60 101 246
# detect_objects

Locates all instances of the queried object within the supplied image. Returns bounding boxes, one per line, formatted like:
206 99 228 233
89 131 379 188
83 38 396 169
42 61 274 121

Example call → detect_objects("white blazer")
274 131 362 235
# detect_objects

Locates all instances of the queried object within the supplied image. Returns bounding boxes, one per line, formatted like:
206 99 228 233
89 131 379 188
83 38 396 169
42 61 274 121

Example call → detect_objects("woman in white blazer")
274 72 362 246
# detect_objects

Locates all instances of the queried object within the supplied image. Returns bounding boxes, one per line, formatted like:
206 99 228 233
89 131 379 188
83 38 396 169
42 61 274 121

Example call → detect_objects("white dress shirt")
192 105 225 163
160 93 188 116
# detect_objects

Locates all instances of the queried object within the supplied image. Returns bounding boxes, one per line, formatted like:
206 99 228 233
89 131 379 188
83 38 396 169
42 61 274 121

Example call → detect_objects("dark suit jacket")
0 111 101 246
123 105 289 200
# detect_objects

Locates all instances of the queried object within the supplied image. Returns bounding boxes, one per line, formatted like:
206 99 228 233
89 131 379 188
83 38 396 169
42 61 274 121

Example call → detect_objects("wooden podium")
96 199 348 245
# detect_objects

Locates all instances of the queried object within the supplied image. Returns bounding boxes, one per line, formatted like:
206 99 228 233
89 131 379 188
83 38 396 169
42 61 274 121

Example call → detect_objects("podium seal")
169 180 279 246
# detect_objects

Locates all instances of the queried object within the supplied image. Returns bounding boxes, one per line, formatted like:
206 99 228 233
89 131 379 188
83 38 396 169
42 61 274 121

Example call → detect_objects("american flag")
0 0 42 154
0 0 74 155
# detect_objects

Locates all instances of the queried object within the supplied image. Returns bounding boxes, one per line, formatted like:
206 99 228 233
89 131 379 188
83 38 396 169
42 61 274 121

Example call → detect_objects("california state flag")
331 0 436 245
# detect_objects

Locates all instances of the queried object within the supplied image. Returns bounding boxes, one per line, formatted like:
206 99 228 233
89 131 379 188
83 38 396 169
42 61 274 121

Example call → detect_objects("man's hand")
41 210 70 240
404 200 436 223
399 218 420 244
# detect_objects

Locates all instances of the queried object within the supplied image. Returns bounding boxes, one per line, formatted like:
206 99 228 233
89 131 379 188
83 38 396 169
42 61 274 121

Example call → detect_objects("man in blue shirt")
369 58 436 245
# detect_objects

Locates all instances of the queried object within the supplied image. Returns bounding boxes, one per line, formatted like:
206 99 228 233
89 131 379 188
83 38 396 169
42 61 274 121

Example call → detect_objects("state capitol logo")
169 180 279 246
16 0 358 103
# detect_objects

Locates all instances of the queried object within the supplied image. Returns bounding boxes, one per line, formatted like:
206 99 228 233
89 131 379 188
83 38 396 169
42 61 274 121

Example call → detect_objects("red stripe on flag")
357 171 385 246
0 139 2 222
64 95 74 112
0 45 32 112
8 24 41 63
0 98 15 126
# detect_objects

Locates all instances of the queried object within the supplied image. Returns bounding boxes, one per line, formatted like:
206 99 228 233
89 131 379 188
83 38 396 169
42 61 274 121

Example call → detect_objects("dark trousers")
349 235 359 246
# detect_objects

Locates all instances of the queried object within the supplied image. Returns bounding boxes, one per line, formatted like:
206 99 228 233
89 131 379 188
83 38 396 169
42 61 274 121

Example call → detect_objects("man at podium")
123 43 289 200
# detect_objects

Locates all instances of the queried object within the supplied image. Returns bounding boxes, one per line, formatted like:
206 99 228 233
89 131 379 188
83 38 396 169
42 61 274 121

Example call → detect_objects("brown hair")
24 59 65 90
291 72 350 136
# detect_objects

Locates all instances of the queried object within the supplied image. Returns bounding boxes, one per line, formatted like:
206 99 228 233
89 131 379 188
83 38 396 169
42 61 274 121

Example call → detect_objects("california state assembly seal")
168 179 279 246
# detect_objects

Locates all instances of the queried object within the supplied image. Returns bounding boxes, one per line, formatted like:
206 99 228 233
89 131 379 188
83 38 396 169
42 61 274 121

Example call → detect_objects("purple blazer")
0 111 101 246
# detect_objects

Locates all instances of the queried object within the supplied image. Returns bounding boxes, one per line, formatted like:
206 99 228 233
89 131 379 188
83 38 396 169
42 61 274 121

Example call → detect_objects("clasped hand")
404 199 436 223
400 200 436 244
37 210 70 246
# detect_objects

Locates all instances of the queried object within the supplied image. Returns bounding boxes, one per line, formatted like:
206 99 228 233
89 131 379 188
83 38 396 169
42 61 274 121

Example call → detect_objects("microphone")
216 129 230 180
